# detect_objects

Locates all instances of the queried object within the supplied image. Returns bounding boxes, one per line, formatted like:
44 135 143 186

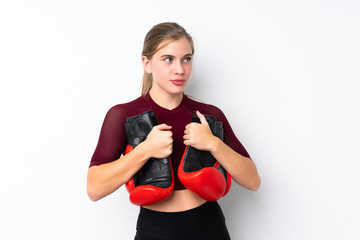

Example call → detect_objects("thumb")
156 123 172 130
196 111 208 126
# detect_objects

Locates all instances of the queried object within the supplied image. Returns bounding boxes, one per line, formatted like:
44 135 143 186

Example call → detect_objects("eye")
184 57 192 63
164 57 173 62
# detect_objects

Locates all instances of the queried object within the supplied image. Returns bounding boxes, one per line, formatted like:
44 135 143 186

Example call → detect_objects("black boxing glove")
124 110 174 206
178 112 231 201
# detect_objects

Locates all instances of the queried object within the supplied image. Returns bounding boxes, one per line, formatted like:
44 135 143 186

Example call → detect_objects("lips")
170 79 185 86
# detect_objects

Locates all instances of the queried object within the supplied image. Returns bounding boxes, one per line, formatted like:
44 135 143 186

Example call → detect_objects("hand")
183 111 217 151
142 124 173 159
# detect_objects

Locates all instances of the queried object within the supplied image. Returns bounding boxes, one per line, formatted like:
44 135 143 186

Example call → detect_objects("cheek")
185 64 192 74
151 63 162 74
152 65 170 80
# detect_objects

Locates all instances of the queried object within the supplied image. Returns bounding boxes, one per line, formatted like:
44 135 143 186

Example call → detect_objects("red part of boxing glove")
178 112 231 201
179 145 226 201
124 111 174 206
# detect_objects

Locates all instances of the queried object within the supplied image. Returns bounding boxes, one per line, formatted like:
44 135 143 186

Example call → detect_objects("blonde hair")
141 22 194 96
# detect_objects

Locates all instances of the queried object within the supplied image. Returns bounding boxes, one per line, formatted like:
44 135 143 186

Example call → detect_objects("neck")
149 89 184 110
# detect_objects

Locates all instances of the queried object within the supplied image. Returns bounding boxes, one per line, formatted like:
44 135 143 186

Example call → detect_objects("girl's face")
143 37 193 96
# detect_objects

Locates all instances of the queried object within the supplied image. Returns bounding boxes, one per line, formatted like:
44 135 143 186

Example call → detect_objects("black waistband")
135 201 230 240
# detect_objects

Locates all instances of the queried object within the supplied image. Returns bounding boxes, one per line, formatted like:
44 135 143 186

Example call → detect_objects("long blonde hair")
141 22 194 96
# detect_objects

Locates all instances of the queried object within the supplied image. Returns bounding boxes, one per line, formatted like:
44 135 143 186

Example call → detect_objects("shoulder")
104 96 150 121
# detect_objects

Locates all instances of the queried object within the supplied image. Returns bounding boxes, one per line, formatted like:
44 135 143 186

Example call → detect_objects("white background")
1 0 359 239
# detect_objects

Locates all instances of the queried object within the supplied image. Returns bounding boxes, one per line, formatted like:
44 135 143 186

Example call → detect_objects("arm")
207 136 260 191
87 141 149 202
183 111 261 191
87 124 173 201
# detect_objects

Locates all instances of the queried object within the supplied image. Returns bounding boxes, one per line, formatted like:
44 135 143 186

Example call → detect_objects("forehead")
155 37 193 56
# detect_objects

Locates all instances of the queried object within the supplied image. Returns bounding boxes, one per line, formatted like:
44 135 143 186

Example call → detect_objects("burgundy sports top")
89 93 251 190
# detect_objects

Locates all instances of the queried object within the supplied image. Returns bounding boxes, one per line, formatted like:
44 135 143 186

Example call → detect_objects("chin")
168 87 186 96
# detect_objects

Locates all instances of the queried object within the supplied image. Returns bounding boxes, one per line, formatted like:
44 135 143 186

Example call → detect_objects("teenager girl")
87 22 261 240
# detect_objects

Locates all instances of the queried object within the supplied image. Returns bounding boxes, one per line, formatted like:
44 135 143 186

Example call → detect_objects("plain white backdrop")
1 0 359 239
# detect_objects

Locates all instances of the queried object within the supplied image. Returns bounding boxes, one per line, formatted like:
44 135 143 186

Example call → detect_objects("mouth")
170 79 186 86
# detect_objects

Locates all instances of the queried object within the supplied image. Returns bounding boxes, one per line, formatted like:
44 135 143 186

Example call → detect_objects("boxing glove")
178 112 231 201
124 110 174 206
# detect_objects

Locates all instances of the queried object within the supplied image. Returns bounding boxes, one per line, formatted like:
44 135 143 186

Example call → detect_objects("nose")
174 60 184 75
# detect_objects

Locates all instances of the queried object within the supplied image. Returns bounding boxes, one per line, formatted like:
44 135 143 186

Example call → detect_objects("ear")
142 56 152 74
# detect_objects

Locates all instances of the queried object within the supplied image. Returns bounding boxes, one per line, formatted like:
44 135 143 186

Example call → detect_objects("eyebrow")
160 53 193 58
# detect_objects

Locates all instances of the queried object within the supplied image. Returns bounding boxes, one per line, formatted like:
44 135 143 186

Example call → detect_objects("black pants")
134 201 231 240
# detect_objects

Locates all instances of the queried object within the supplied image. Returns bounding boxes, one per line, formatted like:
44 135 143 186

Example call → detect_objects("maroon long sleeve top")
90 93 251 190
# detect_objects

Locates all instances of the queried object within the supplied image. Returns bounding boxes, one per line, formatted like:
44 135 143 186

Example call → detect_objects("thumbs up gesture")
183 111 217 151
